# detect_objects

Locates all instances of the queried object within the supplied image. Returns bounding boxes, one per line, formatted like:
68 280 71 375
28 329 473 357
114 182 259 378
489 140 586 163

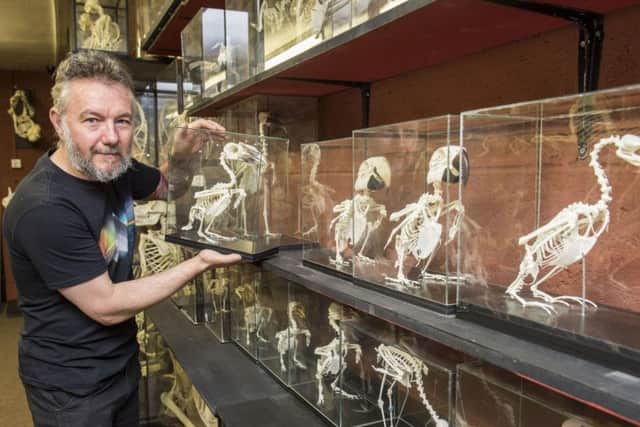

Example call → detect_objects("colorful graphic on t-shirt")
98 187 135 282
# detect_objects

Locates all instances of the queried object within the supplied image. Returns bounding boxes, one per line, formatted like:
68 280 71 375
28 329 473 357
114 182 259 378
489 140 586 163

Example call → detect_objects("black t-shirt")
2 150 160 395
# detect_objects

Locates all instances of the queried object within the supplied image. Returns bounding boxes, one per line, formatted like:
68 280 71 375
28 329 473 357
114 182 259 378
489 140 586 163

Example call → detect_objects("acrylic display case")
73 0 128 53
230 263 263 358
458 84 640 371
135 0 173 46
134 86 159 167
170 247 207 324
301 137 353 279
338 316 457 427
455 361 632 427
352 116 466 313
164 128 289 260
222 95 320 248
203 266 232 342
181 8 227 109
156 59 185 166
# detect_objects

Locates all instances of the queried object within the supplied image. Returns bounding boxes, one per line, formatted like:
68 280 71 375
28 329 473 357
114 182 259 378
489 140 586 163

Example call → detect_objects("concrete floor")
0 305 31 426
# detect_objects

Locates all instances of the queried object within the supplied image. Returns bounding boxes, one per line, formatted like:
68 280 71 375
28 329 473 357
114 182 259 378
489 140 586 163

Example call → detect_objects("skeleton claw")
384 275 421 289
550 296 597 308
508 293 557 315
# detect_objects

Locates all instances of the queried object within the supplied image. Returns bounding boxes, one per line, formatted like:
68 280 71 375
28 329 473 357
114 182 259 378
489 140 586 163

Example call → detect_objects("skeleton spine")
590 136 616 208
414 366 443 425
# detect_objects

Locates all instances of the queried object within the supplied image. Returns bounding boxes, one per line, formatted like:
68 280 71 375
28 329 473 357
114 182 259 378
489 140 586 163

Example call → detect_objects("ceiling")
0 0 57 71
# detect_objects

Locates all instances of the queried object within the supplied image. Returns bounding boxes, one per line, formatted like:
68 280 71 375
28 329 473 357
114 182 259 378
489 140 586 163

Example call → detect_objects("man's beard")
61 123 132 183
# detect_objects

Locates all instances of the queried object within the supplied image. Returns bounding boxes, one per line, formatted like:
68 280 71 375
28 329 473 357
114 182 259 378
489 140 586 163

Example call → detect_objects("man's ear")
49 108 63 138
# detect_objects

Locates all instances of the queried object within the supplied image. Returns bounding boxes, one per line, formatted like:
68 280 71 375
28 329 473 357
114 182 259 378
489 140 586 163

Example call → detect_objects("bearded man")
3 50 241 426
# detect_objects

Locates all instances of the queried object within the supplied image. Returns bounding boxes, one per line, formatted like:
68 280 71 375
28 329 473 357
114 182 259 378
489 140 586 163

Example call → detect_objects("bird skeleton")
300 143 335 238
234 282 273 345
373 344 447 427
385 146 469 288
78 0 122 51
204 269 229 314
275 301 311 372
311 0 351 37
331 156 390 267
182 142 265 243
506 134 640 314
315 303 362 406
7 89 41 143
258 112 279 237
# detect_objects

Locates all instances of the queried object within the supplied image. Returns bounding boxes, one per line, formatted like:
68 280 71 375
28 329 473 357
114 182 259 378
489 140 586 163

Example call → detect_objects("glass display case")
230 263 263 358
134 85 159 167
137 313 171 424
164 128 289 260
352 116 466 313
156 59 185 166
181 8 227 109
225 0 262 76
73 0 128 53
255 272 291 383
339 316 457 427
222 95 320 247
455 361 632 427
458 84 640 369
203 266 232 342
170 247 207 324
301 137 353 279
135 0 173 47
286 283 352 426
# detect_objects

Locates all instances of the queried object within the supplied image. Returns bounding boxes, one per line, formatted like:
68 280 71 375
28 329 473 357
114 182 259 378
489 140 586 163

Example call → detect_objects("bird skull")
355 156 392 192
427 145 470 186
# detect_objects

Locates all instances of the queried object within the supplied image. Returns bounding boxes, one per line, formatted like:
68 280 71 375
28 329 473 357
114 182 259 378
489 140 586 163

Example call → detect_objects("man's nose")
102 121 119 145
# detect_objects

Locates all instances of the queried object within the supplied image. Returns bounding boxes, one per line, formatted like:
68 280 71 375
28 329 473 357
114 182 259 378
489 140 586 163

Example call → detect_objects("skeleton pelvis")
414 221 442 259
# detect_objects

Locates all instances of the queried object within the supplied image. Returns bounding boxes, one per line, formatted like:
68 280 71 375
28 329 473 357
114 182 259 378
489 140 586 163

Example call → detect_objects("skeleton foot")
329 257 351 268
355 254 376 264
508 292 556 315
331 385 359 400
199 230 237 243
181 223 194 231
293 358 308 370
302 225 318 237
551 295 598 309
384 275 421 289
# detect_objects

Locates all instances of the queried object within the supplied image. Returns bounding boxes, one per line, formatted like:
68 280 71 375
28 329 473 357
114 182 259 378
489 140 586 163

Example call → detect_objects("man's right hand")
198 249 242 268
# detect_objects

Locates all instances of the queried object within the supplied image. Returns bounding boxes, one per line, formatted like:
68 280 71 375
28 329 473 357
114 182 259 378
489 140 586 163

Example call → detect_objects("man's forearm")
100 254 210 325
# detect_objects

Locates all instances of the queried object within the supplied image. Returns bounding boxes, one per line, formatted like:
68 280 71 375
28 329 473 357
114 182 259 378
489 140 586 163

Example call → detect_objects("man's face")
53 79 134 182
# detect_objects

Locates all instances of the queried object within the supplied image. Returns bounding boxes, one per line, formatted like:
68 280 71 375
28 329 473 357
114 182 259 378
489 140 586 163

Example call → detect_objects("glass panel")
181 8 227 108
74 0 128 53
301 138 353 278
341 316 457 427
170 247 205 324
352 115 465 309
203 267 232 342
459 84 640 359
135 0 173 44
455 361 632 427
230 264 262 357
165 128 289 257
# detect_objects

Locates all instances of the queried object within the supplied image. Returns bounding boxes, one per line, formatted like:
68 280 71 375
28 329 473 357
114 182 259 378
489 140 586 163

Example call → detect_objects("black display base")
165 232 279 262
278 235 306 250
458 285 640 376
302 249 353 281
352 276 457 315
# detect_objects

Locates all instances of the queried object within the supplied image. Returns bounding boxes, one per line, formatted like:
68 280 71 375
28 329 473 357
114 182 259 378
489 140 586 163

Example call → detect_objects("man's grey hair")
51 50 135 114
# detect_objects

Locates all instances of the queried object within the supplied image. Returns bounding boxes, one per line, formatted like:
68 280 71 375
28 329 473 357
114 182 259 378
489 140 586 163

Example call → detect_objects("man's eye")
117 119 132 126
84 118 98 124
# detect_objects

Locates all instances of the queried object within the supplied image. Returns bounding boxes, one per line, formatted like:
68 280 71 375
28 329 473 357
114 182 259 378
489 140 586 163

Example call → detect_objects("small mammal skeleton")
506 134 640 314
275 301 311 372
315 303 362 406
373 344 448 427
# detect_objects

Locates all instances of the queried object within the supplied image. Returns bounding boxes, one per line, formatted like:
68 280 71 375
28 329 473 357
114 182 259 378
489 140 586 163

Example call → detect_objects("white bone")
274 301 311 372
8 89 41 143
299 143 335 237
138 230 183 277
506 135 640 314
234 282 273 345
330 157 391 266
78 0 121 51
373 344 447 427
314 303 362 406
385 146 467 288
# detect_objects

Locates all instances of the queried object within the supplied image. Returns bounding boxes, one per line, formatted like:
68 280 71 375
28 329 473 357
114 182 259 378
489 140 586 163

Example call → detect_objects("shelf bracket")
483 0 604 158
277 77 371 128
